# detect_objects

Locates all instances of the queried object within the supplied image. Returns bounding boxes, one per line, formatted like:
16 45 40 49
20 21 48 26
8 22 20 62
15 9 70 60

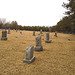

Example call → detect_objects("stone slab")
1 37 7 40
35 46 43 51
45 40 51 43
23 56 35 63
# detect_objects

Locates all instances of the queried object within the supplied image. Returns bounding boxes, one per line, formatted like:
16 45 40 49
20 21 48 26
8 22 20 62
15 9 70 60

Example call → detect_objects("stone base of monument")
35 46 43 51
23 56 35 63
1 37 7 40
8 32 10 34
45 40 51 43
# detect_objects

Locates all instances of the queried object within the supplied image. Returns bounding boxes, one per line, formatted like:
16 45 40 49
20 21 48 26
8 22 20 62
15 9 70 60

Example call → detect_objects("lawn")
0 30 75 75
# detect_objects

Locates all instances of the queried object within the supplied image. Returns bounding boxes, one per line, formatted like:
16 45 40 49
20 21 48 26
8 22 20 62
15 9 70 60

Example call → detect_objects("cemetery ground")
0 30 75 75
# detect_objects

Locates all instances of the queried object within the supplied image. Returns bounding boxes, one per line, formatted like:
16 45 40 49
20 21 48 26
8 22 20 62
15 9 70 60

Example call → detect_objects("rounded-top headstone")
40 29 42 34
23 46 35 63
35 36 43 51
1 31 7 40
8 28 10 34
33 31 35 36
36 36 41 46
45 32 51 43
46 32 49 40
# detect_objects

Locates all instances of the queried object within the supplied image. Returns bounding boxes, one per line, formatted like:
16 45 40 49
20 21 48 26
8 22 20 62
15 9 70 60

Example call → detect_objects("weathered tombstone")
40 29 42 34
33 31 35 36
16 29 17 32
23 46 35 63
45 32 51 43
1 31 7 40
54 32 57 37
20 32 22 34
8 28 10 34
49 27 51 32
35 36 43 51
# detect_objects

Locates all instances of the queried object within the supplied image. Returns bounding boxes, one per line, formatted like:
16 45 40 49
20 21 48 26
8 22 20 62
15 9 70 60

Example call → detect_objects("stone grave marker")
8 28 10 34
35 36 43 51
49 27 51 32
1 31 7 40
33 31 35 36
40 29 42 34
23 46 35 63
16 29 17 32
45 32 51 43
20 32 22 34
54 32 57 37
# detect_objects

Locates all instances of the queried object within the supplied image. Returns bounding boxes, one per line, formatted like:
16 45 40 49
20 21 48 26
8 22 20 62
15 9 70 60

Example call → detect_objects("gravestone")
8 28 10 34
23 46 35 63
33 31 35 36
16 29 17 32
45 32 51 43
49 27 51 32
1 31 7 40
20 32 22 34
40 29 42 34
35 36 43 51
54 32 57 37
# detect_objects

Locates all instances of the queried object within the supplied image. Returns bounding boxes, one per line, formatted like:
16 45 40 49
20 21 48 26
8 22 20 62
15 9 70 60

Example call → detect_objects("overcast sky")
0 0 69 26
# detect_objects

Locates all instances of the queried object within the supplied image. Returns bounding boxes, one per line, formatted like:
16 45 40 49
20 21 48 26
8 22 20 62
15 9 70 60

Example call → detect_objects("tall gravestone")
8 28 10 34
16 29 17 32
45 32 51 43
23 46 35 63
40 29 42 34
1 31 7 40
35 36 43 51
33 31 35 36
49 27 51 32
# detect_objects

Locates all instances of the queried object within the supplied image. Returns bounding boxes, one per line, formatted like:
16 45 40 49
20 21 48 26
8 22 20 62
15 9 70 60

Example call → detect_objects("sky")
0 0 69 27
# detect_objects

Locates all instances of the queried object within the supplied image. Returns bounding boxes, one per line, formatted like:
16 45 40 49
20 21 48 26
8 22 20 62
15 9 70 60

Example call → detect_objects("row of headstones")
33 29 57 37
33 29 42 36
1 29 23 40
1 29 57 41
23 36 42 63
23 31 57 64
6 28 57 37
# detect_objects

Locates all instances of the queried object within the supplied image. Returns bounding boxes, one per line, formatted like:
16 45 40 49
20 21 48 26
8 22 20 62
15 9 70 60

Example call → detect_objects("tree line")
51 0 75 33
0 18 49 31
0 0 75 33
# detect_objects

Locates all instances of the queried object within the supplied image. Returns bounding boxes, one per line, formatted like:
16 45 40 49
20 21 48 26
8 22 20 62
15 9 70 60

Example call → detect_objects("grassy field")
0 30 75 75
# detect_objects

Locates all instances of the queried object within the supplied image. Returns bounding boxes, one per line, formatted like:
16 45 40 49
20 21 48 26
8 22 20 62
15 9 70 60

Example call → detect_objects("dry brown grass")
0 30 75 75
